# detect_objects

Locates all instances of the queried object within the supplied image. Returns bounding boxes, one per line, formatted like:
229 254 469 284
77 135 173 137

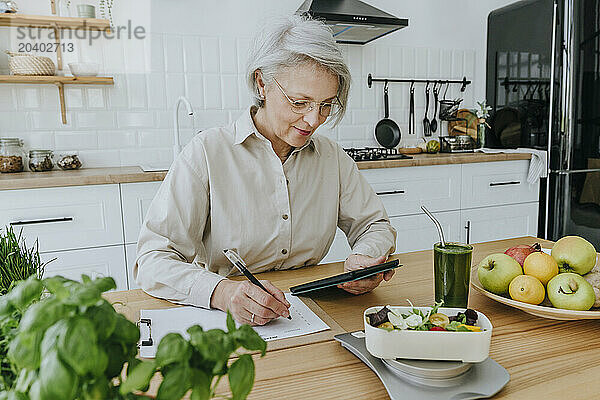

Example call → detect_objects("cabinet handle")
465 220 471 244
376 190 405 195
10 217 74 226
489 181 520 187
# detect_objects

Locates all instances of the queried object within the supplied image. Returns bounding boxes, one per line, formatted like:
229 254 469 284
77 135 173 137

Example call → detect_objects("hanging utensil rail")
367 74 471 91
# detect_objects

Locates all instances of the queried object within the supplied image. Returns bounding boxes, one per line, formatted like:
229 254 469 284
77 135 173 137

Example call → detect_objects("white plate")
470 249 600 320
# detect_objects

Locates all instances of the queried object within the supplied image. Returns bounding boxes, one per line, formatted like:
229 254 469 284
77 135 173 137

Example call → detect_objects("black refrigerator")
486 0 600 249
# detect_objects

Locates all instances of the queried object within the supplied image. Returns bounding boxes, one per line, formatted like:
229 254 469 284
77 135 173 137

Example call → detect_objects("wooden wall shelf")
0 75 114 124
0 75 114 85
0 13 110 31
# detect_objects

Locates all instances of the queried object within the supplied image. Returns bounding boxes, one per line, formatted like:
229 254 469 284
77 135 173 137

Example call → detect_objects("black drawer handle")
489 181 521 187
376 190 405 195
10 217 74 226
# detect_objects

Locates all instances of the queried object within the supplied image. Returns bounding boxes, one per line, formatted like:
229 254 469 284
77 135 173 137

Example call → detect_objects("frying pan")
375 82 401 148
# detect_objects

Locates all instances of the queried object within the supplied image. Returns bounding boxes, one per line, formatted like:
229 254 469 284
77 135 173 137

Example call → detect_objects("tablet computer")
289 259 401 296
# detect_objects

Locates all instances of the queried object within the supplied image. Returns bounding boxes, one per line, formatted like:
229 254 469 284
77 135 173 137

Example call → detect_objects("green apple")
547 273 596 311
478 253 523 295
552 236 597 275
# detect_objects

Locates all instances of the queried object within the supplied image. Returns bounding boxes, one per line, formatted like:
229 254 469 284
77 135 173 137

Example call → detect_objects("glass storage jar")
29 150 54 172
0 138 25 173
57 152 82 170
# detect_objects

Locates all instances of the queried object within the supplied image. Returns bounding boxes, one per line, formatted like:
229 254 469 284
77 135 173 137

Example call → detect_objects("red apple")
505 243 542 267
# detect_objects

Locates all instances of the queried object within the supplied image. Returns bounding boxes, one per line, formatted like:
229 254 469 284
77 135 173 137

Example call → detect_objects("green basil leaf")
155 332 191 368
226 311 236 333
190 329 230 362
40 320 68 357
90 346 109 377
119 360 156 395
108 314 140 345
57 316 98 376
104 342 127 379
37 350 79 400
64 285 102 307
233 325 267 356
42 276 74 300
228 354 255 400
0 296 15 319
90 277 116 293
156 364 192 400
190 368 211 400
14 368 37 393
81 379 110 400
19 297 69 333
8 330 43 370
83 299 117 341
7 276 43 311
1 391 29 400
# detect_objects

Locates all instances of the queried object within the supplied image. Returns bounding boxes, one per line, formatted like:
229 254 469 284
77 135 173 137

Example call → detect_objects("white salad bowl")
364 306 493 363
68 62 100 77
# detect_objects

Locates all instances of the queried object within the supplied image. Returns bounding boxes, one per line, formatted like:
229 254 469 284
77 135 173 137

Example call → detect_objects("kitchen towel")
476 148 548 184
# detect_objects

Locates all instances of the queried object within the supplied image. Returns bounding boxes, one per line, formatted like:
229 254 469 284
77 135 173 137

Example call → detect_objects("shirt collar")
233 106 320 156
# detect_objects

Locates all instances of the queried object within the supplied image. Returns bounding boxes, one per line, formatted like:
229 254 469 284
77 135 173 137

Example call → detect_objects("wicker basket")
5 51 56 76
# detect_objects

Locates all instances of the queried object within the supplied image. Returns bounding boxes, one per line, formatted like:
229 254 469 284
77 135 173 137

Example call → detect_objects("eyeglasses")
272 77 342 118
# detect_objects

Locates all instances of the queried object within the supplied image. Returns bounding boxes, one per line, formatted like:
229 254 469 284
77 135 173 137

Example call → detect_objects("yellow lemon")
523 252 559 286
508 275 545 305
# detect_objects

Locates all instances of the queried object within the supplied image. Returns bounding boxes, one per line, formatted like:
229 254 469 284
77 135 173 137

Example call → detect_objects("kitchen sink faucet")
173 96 194 161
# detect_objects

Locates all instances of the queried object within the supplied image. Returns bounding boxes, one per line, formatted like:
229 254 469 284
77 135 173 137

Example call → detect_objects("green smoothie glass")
434 242 474 308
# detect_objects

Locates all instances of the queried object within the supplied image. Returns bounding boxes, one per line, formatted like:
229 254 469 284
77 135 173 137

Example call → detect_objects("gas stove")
343 147 412 162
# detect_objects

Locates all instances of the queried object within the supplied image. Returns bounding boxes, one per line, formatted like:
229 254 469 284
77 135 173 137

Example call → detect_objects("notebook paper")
139 293 330 358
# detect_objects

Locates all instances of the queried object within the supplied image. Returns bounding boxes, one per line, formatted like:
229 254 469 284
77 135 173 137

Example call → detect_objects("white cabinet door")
41 245 128 291
390 211 462 253
121 181 162 244
320 228 351 264
125 243 140 290
461 202 539 244
360 165 462 216
461 160 539 209
0 185 123 253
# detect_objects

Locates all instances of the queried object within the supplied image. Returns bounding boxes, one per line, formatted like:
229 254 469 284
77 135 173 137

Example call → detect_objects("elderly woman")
135 15 397 326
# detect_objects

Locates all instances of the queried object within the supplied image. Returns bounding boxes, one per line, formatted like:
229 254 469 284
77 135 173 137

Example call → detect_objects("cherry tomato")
429 326 445 331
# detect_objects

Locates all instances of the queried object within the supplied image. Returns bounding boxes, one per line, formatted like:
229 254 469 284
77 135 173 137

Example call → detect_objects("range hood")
296 0 408 45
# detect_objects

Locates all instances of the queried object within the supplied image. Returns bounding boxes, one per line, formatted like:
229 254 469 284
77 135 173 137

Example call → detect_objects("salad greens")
367 301 481 332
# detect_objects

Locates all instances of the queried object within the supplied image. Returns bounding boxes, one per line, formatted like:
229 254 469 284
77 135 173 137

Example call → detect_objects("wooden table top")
105 236 600 399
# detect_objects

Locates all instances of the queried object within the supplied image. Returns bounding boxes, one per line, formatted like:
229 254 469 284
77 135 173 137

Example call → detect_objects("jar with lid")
57 152 82 170
0 138 25 173
29 150 54 172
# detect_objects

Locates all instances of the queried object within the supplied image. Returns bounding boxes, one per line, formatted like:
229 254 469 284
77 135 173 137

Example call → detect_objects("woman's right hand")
210 279 291 326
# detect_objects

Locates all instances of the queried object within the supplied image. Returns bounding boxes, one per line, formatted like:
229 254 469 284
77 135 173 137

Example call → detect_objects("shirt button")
281 249 288 255
282 214 289 220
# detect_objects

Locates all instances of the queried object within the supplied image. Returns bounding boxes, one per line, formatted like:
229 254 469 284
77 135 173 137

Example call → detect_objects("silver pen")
223 249 291 320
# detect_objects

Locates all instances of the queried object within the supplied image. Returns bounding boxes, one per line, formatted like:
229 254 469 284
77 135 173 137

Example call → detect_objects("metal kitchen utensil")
375 81 401 148
423 82 431 136
430 82 439 133
408 82 415 135
421 205 446 247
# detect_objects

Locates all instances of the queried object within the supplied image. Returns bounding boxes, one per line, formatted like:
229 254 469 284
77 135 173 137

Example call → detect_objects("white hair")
246 14 351 126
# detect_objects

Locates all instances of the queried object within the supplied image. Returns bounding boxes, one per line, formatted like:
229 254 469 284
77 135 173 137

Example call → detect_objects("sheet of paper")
139 293 330 358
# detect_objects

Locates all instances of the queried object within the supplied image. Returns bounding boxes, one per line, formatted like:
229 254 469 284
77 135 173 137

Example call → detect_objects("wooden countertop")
0 153 531 190
104 237 600 399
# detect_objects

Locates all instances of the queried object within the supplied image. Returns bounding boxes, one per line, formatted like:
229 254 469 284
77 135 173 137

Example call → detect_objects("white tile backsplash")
0 0 498 167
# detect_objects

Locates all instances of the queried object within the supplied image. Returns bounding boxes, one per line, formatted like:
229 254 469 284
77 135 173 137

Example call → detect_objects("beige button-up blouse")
135 107 396 308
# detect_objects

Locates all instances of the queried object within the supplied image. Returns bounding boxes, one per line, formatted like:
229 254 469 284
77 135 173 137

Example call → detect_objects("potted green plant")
0 226 47 296
0 275 266 399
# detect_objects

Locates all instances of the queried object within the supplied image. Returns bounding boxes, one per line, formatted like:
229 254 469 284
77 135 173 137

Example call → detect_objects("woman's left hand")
337 254 394 295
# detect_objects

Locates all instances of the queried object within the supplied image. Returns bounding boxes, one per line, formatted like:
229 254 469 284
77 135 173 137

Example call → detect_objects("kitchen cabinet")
390 211 462 253
461 203 539 244
41 245 128 290
125 243 141 290
121 181 162 244
0 184 123 253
